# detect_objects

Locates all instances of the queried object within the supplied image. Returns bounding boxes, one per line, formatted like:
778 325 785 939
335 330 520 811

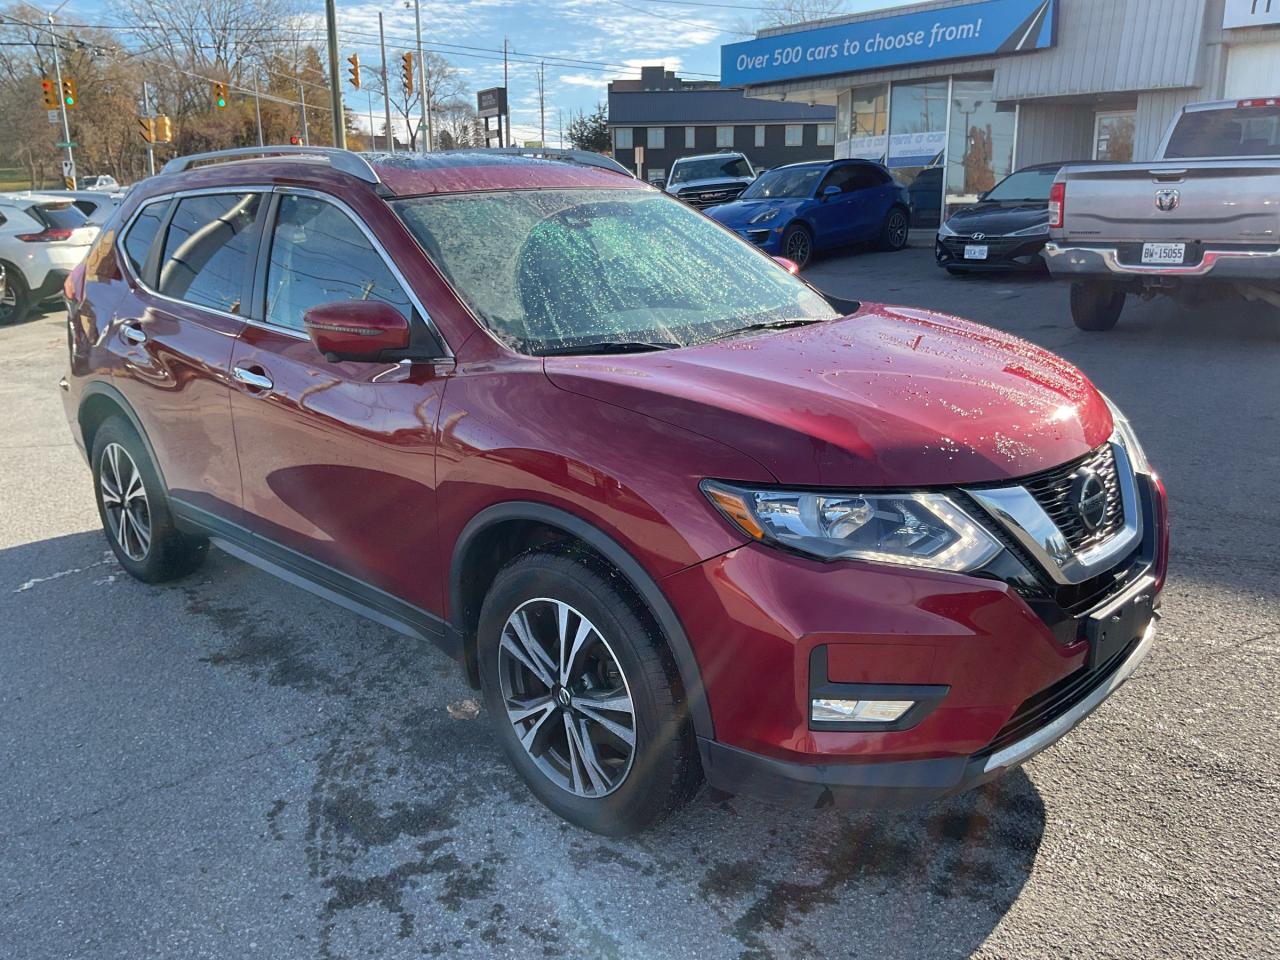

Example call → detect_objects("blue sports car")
706 159 911 269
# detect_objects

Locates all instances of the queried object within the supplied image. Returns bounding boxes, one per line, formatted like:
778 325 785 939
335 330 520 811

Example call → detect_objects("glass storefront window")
945 77 1016 220
888 78 948 226
842 83 888 162
1094 111 1136 161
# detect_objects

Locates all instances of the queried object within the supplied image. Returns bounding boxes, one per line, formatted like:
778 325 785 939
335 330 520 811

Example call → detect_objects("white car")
52 189 127 225
0 193 99 324
78 174 120 191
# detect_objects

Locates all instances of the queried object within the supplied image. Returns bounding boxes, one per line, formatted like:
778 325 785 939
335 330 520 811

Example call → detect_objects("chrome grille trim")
966 442 1143 586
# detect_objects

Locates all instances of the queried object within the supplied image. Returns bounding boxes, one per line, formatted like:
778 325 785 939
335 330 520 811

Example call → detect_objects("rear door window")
122 202 166 278
158 193 263 315
262 194 411 333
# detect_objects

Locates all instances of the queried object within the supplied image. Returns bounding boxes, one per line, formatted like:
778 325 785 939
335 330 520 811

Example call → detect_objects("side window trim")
254 186 452 356
117 196 174 289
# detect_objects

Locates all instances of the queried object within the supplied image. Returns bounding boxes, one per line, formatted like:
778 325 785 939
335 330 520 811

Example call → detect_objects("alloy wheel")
498 597 636 798
0 287 15 321
786 231 811 266
100 442 151 561
888 211 909 248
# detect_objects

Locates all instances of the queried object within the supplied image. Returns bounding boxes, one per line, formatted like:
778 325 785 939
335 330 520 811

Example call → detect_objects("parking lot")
2 242 1278 960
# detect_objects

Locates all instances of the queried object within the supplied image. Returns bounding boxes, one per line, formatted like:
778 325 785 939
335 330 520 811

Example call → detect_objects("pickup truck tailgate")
1059 160 1280 245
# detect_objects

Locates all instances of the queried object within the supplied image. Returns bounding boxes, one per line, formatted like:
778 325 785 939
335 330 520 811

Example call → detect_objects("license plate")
964 244 989 260
1141 242 1185 265
1085 580 1156 670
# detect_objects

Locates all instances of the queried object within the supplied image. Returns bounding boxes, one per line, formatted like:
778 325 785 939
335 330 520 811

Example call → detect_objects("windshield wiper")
702 318 823 343
537 340 682 356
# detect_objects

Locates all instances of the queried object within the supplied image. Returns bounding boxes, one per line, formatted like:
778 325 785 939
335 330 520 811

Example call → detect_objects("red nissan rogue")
61 147 1168 835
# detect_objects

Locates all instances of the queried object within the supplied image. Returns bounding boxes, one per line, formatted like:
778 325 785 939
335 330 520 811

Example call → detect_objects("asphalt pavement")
2 244 1278 959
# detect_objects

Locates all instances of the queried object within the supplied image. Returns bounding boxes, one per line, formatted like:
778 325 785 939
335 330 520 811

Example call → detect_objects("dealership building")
722 0 1280 223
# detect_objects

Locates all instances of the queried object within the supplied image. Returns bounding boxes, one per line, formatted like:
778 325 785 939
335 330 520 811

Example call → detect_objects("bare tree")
757 0 846 27
369 51 466 151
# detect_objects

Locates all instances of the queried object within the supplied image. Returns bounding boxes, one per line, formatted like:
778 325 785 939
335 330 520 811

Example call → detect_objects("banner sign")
1223 0 1280 28
721 0 1057 87
888 129 947 168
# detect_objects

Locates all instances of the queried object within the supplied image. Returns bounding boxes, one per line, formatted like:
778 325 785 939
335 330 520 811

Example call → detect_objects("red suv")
61 147 1168 835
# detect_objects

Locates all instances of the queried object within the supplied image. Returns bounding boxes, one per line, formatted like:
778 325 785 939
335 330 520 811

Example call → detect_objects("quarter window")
716 125 733 148
263 194 411 333
785 125 803 147
158 193 262 314
122 202 166 279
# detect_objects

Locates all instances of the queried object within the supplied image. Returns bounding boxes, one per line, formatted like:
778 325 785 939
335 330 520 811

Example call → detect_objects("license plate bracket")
1085 578 1156 669
964 244 989 260
1141 242 1186 265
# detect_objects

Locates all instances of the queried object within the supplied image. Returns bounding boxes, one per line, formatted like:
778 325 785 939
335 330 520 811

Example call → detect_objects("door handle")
232 365 274 391
120 323 147 345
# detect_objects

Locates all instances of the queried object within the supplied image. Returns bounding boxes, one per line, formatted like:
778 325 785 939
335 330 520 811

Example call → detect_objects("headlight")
748 208 780 225
1007 221 1051 237
701 481 1002 571
937 219 958 238
1101 394 1151 475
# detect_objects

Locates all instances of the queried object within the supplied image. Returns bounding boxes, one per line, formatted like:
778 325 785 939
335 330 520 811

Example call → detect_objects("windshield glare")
741 167 824 200
983 168 1060 202
670 157 752 183
393 188 837 355
1164 106 1280 158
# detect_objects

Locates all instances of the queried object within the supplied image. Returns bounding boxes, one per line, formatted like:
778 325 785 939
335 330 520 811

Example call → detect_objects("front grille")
1022 444 1124 551
975 638 1137 758
679 186 746 208
939 235 1024 258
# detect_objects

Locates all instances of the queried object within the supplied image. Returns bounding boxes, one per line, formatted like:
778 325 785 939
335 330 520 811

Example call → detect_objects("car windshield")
393 188 837 355
983 168 1060 202
670 157 752 183
740 167 824 199
1164 105 1280 158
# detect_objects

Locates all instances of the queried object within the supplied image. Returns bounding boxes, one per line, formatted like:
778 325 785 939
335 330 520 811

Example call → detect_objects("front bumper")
1044 241 1280 281
699 618 1155 806
936 234 1048 271
729 226 783 252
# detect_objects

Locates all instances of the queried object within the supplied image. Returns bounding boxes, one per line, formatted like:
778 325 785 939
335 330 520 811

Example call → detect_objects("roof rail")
482 147 632 177
161 146 381 184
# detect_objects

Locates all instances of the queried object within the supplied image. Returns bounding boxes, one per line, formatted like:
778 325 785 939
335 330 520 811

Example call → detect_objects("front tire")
1070 280 1125 331
781 223 813 269
91 417 208 583
877 206 910 251
477 551 700 835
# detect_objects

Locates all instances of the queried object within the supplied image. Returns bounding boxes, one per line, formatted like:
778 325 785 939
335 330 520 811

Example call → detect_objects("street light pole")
412 0 428 151
252 75 264 146
47 14 75 188
141 80 156 177
299 80 310 146
379 12 393 153
325 0 346 147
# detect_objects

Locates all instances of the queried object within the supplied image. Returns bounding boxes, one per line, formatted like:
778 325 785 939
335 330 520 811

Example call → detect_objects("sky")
58 0 917 144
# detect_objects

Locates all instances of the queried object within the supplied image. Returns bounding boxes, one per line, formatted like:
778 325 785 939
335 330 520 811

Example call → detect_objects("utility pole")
141 81 156 177
368 91 375 150
503 37 510 147
325 0 345 147
558 108 563 150
538 61 545 147
47 14 75 189
298 80 310 145
379 12 393 153
412 0 428 152
252 75 264 146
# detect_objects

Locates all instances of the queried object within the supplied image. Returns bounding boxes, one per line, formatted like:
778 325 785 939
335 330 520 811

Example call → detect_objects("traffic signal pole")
141 81 156 177
325 0 346 148
48 14 75 189
378 12 393 153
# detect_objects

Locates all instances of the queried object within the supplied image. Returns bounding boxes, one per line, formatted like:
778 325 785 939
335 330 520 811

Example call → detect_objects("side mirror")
772 256 800 275
821 185 841 201
304 300 411 363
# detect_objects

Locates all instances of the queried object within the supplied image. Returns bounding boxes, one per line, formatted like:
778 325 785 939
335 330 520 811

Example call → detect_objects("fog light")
810 698 914 723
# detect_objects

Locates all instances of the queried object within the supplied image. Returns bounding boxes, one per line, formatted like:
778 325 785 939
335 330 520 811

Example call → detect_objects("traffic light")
289 134 302 145
137 116 155 143
347 53 361 89
154 115 172 143
40 77 57 109
59 77 77 109
213 81 228 109
401 52 413 95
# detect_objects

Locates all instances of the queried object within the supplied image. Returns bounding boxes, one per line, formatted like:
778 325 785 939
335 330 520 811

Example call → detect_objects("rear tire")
477 550 700 835
90 416 208 583
877 206 910 251
1070 280 1125 331
781 223 813 269
0 266 31 326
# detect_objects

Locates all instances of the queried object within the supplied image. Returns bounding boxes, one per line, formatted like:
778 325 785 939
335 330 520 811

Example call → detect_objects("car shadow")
3 528 1048 959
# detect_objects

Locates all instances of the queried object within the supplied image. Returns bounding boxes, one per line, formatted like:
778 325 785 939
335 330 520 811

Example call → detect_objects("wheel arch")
449 501 715 740
77 382 168 490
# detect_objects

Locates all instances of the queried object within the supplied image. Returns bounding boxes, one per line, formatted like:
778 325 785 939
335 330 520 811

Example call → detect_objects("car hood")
944 201 1048 236
668 177 753 194
707 198 803 227
544 305 1112 488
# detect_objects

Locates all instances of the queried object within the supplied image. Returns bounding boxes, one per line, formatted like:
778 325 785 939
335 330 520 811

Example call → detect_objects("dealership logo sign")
1223 0 1280 29
1155 189 1180 212
721 0 1058 87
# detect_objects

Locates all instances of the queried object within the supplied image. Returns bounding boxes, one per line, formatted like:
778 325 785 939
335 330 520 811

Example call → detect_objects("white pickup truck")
1045 97 1280 330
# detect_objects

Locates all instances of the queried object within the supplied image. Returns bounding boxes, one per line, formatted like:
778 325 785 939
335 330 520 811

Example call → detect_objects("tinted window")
740 167 823 199
122 202 166 277
984 167 1060 202
1164 106 1280 158
158 193 261 314
32 202 88 230
264 194 411 332
670 156 752 183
